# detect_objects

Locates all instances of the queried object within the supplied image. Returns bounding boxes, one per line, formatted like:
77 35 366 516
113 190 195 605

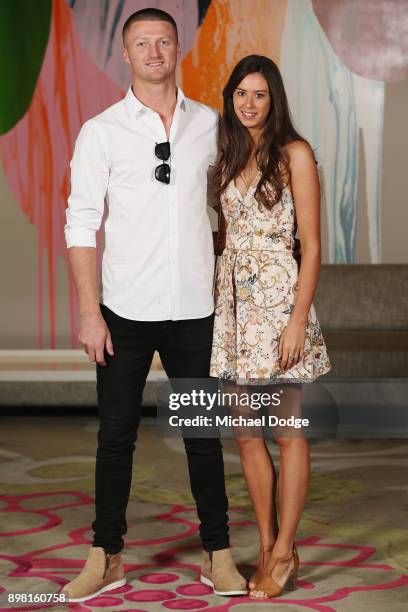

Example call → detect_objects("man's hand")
78 311 114 366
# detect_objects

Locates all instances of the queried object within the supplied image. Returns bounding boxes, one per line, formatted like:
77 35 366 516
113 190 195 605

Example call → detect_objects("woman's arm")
278 140 321 370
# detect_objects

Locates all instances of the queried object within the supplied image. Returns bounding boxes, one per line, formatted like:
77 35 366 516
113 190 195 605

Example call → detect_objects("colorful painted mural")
0 0 407 347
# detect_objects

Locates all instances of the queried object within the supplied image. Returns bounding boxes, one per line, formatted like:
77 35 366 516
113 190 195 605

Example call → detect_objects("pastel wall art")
1 0 407 347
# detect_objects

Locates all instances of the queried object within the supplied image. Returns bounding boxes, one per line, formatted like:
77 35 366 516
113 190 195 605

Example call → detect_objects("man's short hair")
122 8 178 44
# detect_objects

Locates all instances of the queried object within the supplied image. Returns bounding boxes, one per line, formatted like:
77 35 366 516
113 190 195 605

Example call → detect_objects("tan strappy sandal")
249 545 273 590
250 546 299 599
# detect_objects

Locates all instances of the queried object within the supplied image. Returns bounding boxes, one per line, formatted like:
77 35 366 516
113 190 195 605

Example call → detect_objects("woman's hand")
278 319 306 370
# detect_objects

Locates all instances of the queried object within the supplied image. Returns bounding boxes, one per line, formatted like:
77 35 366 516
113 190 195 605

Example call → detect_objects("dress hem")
209 366 332 385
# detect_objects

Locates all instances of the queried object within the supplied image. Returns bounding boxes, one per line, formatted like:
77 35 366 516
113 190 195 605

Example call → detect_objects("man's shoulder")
73 98 126 151
185 96 220 123
82 98 126 137
81 97 126 132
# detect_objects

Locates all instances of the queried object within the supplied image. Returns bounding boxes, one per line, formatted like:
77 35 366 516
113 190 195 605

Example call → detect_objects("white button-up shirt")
65 86 218 321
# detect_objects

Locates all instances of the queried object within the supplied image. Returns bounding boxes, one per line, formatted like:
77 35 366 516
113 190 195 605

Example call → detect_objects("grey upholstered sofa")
0 265 406 407
315 265 408 378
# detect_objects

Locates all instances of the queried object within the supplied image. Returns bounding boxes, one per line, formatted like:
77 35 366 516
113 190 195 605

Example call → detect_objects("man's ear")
176 42 182 64
123 47 130 64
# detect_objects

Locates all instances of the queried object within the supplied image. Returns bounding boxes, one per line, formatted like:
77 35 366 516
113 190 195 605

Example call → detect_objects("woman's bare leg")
228 383 279 587
251 384 309 598
236 437 278 545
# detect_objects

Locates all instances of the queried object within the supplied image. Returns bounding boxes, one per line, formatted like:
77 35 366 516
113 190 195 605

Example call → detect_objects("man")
62 8 246 602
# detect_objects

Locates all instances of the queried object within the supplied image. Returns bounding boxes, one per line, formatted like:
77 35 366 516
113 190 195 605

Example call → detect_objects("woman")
210 55 331 599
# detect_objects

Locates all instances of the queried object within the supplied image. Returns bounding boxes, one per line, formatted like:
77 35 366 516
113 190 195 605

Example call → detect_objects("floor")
0 415 408 611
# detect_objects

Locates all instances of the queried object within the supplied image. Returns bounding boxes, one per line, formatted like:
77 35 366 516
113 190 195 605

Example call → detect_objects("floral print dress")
210 172 331 382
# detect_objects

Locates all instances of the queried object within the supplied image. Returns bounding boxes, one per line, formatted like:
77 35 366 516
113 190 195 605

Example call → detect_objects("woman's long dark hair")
213 55 306 210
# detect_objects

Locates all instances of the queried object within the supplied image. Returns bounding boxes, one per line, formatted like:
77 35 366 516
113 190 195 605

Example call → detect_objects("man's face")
123 20 180 84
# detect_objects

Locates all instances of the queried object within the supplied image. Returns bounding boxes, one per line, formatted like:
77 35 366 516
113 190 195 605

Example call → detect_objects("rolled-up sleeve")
64 120 109 248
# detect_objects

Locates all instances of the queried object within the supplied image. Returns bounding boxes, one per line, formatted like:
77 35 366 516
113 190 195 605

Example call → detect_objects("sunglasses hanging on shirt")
155 141 171 184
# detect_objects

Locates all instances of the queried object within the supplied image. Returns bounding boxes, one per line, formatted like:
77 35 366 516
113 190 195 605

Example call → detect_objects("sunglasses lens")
155 141 170 161
155 163 171 184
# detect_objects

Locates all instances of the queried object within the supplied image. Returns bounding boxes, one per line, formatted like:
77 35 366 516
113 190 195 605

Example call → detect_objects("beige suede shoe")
200 548 247 596
62 546 126 602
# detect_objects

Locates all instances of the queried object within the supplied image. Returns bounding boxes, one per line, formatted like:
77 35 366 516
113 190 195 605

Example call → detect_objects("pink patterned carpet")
1 418 408 611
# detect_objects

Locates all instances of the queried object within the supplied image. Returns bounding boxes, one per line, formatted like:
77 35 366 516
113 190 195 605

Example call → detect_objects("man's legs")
92 305 157 553
158 314 229 551
158 315 246 595
63 306 157 601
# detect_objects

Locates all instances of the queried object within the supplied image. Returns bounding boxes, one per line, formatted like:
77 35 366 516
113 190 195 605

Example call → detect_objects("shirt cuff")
65 227 97 248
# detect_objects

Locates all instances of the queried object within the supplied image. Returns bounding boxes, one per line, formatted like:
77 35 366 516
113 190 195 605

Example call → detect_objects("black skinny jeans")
92 304 229 554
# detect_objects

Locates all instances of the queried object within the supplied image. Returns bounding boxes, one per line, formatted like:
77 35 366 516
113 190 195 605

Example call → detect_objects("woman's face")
232 72 271 132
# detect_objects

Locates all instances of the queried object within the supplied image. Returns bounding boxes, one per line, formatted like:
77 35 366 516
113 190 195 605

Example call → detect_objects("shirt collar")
124 85 190 118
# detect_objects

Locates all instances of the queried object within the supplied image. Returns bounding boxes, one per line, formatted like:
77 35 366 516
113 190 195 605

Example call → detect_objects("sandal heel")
285 569 297 592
